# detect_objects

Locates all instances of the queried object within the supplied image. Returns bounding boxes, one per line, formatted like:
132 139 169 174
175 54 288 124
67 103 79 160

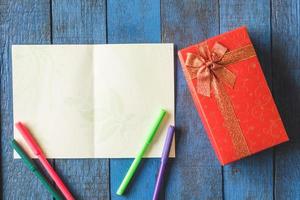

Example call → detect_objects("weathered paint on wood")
272 0 300 199
161 0 223 199
220 1 274 199
275 142 300 199
51 0 109 199
272 0 300 141
107 1 161 199
1 1 52 199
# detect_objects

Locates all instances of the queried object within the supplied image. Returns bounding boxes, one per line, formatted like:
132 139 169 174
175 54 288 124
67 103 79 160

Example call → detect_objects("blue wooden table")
1 0 300 199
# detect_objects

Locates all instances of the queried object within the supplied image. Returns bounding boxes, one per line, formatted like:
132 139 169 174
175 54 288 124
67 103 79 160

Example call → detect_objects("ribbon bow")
185 42 236 97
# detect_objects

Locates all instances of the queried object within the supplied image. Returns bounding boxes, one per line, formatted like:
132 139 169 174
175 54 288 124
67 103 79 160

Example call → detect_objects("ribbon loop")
186 53 202 68
196 66 211 97
213 66 236 88
211 42 228 61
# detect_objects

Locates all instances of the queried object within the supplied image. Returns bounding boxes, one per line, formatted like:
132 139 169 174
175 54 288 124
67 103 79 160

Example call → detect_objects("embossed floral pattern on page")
12 44 175 158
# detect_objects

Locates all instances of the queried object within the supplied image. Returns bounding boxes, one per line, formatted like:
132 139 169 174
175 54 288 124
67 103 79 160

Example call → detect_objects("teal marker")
116 109 167 195
11 139 63 200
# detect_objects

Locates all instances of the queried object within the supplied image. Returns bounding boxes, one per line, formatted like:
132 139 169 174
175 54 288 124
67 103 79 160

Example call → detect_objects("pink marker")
16 122 75 200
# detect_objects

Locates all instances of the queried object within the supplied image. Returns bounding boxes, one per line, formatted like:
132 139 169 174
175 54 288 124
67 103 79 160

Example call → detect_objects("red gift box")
178 26 289 165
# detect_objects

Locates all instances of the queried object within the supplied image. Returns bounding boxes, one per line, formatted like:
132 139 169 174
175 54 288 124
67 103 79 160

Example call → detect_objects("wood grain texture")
272 0 300 199
272 0 300 141
52 0 106 44
51 0 109 199
274 142 300 199
220 1 273 199
1 1 52 199
107 0 161 44
161 0 223 199
107 0 161 199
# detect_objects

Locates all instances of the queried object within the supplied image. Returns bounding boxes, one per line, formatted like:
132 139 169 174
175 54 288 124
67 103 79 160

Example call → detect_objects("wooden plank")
272 0 300 199
161 0 223 199
275 142 300 199
52 0 106 44
272 0 300 141
107 0 161 199
220 1 273 199
1 1 52 199
223 151 273 200
107 0 161 44
51 0 109 199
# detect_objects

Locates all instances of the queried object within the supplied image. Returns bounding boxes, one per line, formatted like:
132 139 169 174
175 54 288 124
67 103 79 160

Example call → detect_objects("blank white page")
12 44 174 158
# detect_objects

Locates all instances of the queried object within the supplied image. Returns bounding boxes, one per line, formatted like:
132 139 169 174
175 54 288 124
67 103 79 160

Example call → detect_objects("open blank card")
12 44 175 158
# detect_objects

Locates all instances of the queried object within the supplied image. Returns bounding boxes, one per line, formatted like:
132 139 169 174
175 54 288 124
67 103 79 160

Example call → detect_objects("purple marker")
152 125 175 200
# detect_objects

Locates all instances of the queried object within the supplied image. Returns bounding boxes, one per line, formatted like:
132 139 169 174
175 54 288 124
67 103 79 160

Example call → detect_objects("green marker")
116 109 167 195
11 139 63 200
